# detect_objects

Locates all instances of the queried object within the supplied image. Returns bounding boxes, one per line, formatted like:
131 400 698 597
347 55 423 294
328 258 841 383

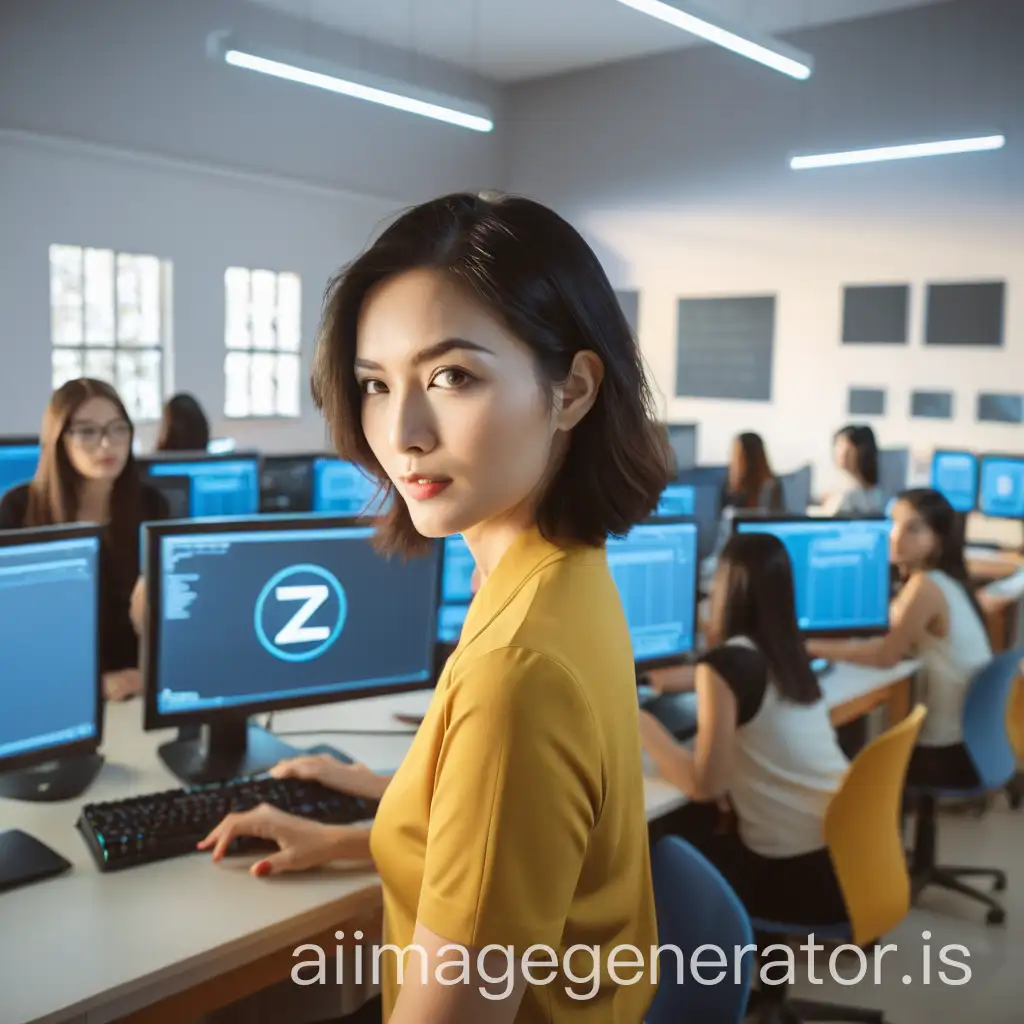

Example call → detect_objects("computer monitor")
676 464 729 496
979 455 1024 520
656 483 696 517
607 518 699 669
146 474 192 520
313 457 389 517
665 423 697 471
0 437 40 499
930 450 979 514
878 448 909 503
780 464 813 514
437 535 475 645
0 527 104 895
142 515 441 783
733 516 891 637
140 452 261 518
207 437 236 455
259 453 319 514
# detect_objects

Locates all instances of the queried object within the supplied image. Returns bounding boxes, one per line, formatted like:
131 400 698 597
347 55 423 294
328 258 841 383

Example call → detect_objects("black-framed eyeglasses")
65 421 133 449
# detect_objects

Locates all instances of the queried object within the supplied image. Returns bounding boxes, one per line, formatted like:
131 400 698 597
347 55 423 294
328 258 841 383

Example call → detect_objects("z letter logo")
273 585 331 646
254 564 347 663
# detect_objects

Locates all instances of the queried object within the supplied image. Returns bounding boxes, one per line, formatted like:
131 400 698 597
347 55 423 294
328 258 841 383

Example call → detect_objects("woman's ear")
553 351 604 432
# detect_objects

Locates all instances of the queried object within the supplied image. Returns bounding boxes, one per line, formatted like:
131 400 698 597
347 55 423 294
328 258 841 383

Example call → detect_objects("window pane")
117 253 160 345
225 267 251 350
84 248 115 344
116 350 161 421
50 244 83 344
276 272 301 352
84 349 115 384
276 354 301 417
224 352 251 418
52 348 83 391
251 352 276 416
251 269 277 350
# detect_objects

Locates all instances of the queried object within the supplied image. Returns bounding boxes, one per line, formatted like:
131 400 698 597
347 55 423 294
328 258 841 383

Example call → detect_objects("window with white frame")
224 267 301 419
49 245 170 422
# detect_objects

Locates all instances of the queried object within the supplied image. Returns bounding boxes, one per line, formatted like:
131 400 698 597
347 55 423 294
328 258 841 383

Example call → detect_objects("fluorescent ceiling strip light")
222 49 493 133
790 134 1006 169
613 0 813 80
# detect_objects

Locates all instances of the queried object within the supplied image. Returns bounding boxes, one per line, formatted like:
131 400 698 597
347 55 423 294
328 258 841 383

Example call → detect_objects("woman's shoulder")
0 483 31 529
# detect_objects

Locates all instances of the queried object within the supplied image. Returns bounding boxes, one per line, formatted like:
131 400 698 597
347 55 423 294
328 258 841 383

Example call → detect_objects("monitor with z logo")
140 515 442 783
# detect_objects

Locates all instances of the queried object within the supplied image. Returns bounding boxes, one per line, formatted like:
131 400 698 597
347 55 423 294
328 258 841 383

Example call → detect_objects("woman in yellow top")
200 192 671 1023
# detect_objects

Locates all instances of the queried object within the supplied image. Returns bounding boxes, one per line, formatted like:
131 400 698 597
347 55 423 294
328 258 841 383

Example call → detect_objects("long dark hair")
729 432 775 509
27 377 144 585
896 488 985 627
157 392 210 452
836 424 879 487
311 191 671 556
712 532 820 704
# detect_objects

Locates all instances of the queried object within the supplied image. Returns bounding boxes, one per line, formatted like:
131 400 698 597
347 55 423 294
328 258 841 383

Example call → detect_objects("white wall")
0 0 504 447
506 0 1024 520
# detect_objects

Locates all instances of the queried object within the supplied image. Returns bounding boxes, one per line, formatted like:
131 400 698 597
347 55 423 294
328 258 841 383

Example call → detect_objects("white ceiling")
246 0 952 82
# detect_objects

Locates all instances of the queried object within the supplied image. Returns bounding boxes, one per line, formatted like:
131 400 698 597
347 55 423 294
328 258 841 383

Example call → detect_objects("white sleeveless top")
914 570 992 747
707 637 849 858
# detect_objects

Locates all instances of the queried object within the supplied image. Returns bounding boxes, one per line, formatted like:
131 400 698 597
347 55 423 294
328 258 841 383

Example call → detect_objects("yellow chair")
749 705 926 1023
1006 666 1024 809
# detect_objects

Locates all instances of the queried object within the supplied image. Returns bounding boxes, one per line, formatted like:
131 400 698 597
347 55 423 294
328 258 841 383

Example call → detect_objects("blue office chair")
907 646 1023 925
647 836 754 1024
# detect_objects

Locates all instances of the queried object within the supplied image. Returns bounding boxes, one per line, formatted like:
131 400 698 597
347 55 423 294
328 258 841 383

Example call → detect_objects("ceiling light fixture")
790 134 1006 169
612 0 813 80
209 33 494 133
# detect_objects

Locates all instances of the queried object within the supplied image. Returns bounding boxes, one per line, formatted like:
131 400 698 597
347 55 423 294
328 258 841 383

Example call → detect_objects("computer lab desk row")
0 660 920 1024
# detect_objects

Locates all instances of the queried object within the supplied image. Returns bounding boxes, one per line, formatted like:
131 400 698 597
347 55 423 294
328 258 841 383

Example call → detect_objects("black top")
697 641 770 726
0 482 170 674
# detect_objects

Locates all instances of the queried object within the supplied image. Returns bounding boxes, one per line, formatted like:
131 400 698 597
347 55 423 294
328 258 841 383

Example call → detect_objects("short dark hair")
157 392 210 452
836 424 879 487
712 532 820 705
311 192 671 556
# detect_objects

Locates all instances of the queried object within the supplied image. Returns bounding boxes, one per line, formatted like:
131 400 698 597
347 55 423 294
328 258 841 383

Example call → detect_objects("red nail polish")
253 860 271 877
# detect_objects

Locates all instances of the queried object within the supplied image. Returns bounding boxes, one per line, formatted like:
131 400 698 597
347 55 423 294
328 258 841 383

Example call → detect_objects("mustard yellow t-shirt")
369 527 658 1022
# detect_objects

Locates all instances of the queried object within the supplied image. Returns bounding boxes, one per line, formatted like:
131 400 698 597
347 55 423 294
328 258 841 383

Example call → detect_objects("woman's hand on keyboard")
269 754 389 801
197 804 353 876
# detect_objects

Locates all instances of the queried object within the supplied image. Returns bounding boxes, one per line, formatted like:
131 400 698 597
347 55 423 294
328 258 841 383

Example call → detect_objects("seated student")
808 488 992 788
639 531 850 924
722 431 783 513
155 391 210 452
822 424 884 516
0 378 169 701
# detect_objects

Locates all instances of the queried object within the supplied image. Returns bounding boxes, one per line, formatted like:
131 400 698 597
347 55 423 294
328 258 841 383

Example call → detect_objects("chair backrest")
824 705 925 947
962 647 1024 787
647 836 754 1024
1007 664 1024 759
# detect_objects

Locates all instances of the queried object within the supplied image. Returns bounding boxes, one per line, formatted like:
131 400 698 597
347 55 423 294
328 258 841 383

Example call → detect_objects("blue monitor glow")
143 456 260 518
656 483 696 517
0 525 104 801
979 455 1024 520
734 516 891 636
141 515 441 782
0 441 40 499
437 535 475 644
607 519 698 668
312 458 389 516
930 450 979 514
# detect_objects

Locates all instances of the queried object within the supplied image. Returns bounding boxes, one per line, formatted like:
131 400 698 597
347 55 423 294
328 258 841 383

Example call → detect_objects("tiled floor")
775 799 1023 1024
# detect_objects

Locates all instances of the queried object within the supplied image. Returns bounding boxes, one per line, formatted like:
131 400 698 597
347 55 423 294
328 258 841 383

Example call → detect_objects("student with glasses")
0 378 169 700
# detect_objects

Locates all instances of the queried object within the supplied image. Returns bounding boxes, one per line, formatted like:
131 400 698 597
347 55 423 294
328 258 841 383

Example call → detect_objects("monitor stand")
0 830 72 894
157 718 300 785
0 752 104 803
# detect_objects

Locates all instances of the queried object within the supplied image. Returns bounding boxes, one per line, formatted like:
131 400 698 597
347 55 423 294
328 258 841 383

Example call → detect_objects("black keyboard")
76 775 377 872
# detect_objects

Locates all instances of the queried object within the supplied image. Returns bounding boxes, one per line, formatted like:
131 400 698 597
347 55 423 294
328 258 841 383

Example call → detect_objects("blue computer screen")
0 444 40 499
656 483 696 517
0 534 99 761
153 524 439 715
437 535 475 643
607 521 698 663
312 459 389 516
736 518 891 633
146 459 260 517
979 457 1024 519
931 451 978 513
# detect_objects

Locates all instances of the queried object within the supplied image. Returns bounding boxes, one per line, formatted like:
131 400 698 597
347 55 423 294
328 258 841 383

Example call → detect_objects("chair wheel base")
994 875 1007 893
987 907 1006 925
